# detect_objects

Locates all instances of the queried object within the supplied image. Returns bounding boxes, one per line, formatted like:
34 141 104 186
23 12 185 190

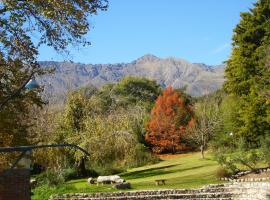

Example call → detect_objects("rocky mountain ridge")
39 54 225 101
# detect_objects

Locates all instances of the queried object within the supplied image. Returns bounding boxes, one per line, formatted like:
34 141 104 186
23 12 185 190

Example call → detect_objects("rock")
87 177 95 184
115 178 125 183
114 182 131 189
30 179 37 188
39 57 225 104
97 175 121 185
49 182 270 200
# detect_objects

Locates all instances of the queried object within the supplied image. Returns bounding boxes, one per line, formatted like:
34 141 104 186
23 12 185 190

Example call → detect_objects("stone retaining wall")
219 166 270 182
221 177 270 182
49 182 270 200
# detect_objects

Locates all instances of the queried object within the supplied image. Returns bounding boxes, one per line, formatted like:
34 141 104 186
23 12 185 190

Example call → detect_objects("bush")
88 144 159 176
60 168 99 181
61 168 78 181
31 163 45 175
93 165 123 176
36 170 64 186
85 168 99 177
259 136 270 166
213 138 263 173
36 168 99 186
216 167 232 178
32 184 76 200
128 144 160 167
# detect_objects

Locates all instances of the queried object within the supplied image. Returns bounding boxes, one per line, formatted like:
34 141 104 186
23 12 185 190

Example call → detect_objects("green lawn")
32 152 222 200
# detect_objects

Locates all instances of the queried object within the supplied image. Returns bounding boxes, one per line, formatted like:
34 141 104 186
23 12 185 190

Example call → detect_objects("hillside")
39 54 225 101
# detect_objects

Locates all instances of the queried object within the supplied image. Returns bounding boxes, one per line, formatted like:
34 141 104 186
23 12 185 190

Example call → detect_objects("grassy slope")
32 152 221 200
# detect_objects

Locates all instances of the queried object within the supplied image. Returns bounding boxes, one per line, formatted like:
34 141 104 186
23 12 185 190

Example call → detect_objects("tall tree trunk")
77 157 87 177
200 145 205 159
201 133 205 159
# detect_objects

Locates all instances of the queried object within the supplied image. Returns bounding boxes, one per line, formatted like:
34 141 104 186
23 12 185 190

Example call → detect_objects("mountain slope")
39 54 225 101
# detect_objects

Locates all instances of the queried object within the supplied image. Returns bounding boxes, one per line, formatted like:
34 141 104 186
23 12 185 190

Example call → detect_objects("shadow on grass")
167 172 219 187
66 179 86 184
120 164 178 179
122 163 215 180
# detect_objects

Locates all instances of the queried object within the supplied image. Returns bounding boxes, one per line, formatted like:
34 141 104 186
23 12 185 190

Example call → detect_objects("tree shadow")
67 179 85 184
121 164 213 180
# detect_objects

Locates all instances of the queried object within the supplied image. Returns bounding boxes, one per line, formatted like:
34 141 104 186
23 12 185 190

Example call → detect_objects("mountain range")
39 54 225 101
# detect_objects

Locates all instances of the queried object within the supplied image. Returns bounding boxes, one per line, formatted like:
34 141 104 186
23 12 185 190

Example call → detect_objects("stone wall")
229 182 270 200
0 169 30 200
50 182 270 200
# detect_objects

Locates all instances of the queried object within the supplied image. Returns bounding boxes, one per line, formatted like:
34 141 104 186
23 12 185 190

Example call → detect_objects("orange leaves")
145 86 193 153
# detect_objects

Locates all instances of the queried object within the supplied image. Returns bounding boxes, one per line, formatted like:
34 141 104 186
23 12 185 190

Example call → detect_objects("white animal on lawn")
97 175 123 185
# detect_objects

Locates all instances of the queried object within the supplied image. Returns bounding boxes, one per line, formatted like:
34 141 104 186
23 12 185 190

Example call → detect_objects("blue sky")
38 0 255 65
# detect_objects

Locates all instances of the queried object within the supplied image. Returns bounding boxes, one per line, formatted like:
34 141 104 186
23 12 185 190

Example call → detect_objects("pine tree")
224 0 270 145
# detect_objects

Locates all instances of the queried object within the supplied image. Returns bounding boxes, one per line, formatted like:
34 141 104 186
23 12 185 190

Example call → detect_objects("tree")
88 77 162 114
145 86 194 153
60 101 156 173
0 0 107 167
0 0 108 110
186 96 221 159
0 62 44 168
64 91 89 132
224 0 270 145
112 76 162 109
62 90 93 176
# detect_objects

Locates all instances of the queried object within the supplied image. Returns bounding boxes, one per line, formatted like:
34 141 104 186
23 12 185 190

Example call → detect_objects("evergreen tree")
224 0 270 145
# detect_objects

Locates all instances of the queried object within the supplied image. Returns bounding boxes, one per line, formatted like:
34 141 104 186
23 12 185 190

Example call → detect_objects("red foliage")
145 86 194 153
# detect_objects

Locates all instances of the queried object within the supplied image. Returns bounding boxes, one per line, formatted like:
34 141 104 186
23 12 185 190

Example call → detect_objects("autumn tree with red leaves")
145 86 194 153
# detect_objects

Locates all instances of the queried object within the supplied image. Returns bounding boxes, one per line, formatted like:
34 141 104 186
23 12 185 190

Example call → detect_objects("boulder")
87 177 95 184
114 182 131 189
115 178 125 183
30 179 37 188
97 175 121 185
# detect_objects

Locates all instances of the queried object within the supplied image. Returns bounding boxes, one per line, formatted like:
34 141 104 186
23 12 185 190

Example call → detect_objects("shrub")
128 144 160 167
216 167 232 178
93 165 123 176
85 169 99 178
36 170 64 186
213 138 263 173
259 136 270 166
31 163 45 175
32 184 76 200
61 168 78 181
61 168 99 181
88 144 158 175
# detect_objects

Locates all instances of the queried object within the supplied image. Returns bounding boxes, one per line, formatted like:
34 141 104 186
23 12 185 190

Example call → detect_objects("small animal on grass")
96 175 125 185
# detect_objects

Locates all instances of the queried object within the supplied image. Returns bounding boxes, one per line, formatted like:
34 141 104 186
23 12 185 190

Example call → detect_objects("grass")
32 152 222 200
